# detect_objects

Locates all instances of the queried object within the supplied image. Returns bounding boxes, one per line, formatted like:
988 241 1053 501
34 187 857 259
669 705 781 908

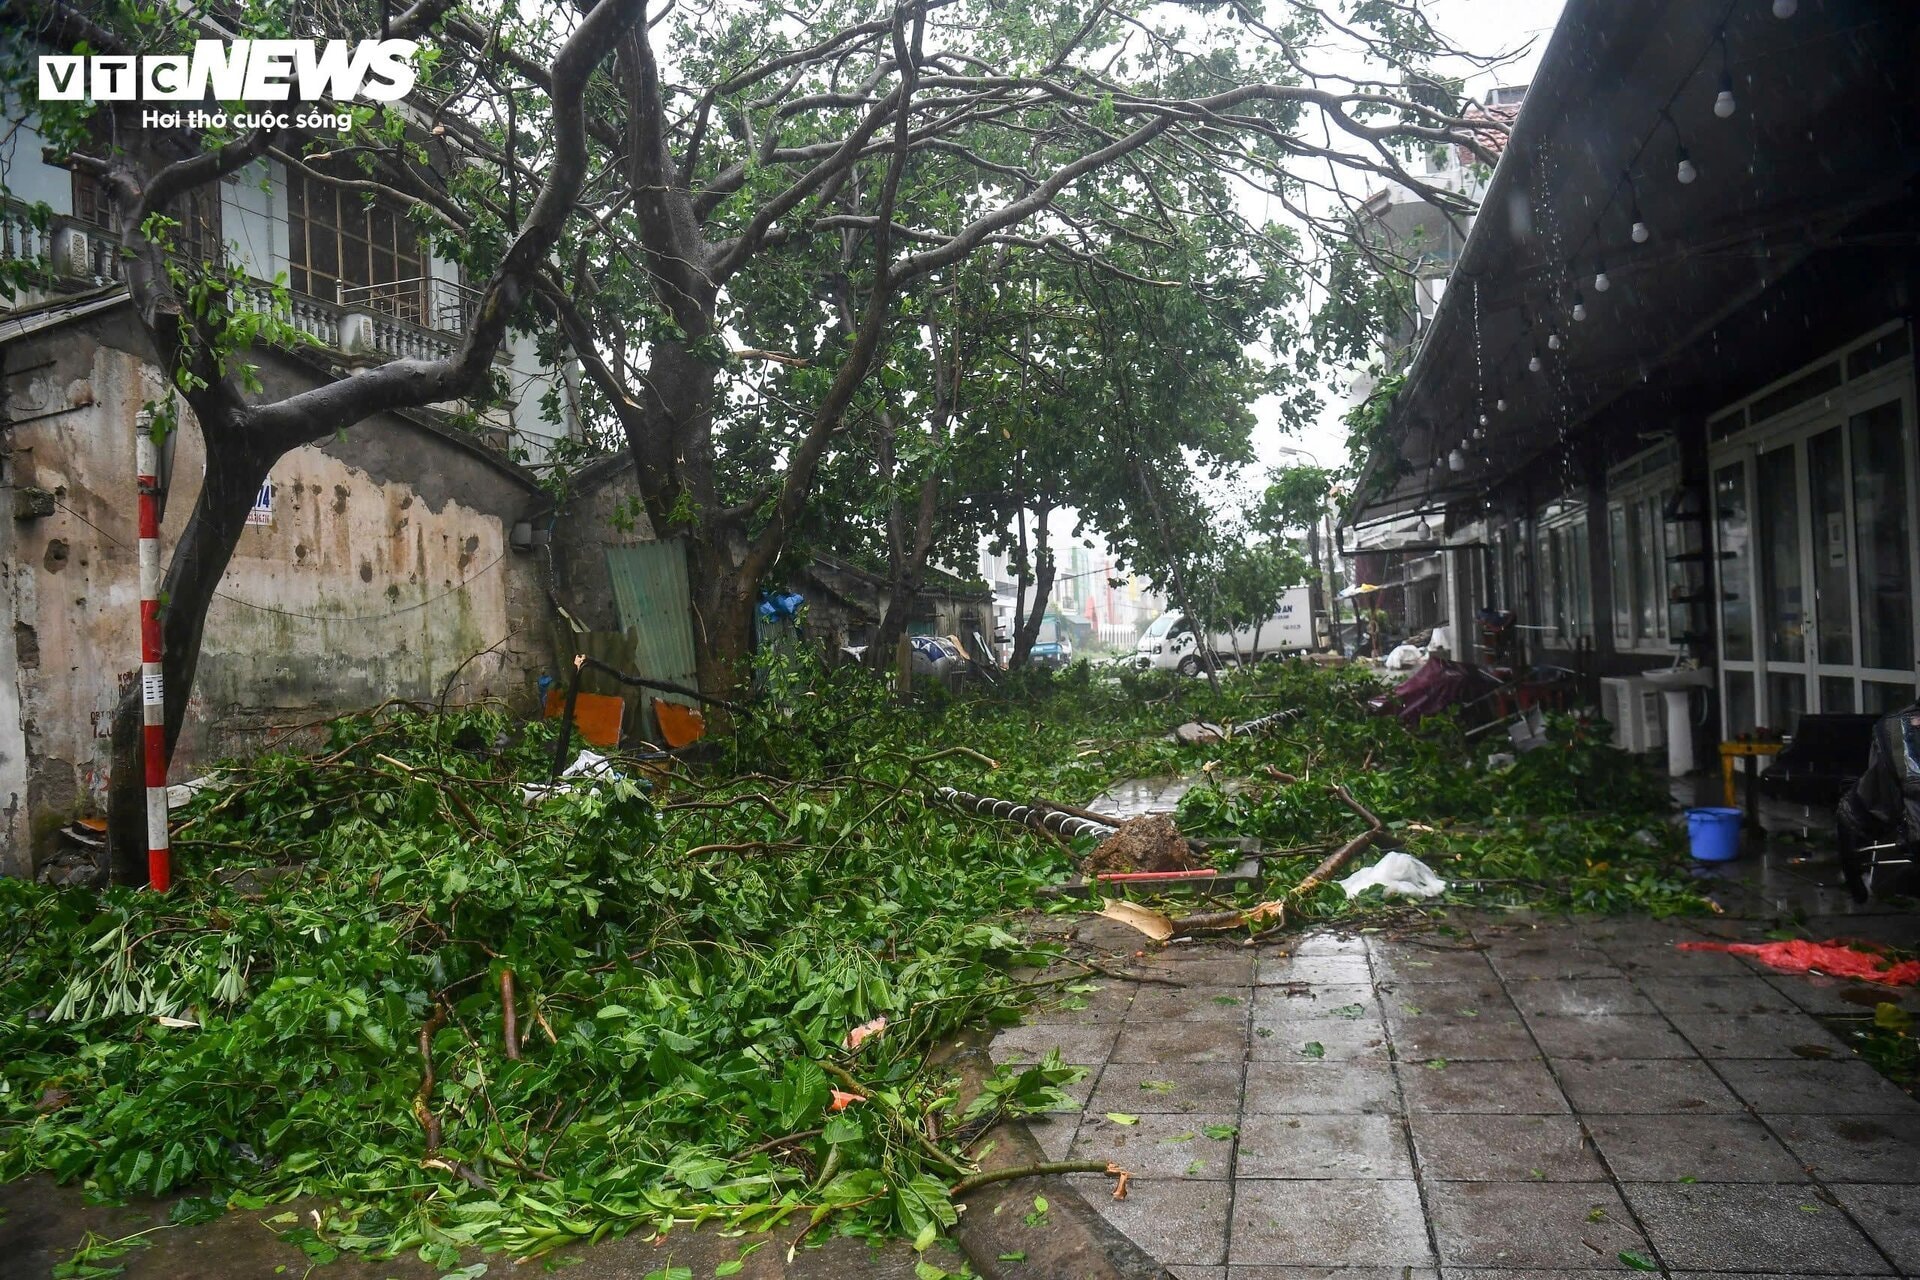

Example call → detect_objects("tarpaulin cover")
1378 658 1504 727
1677 939 1920 986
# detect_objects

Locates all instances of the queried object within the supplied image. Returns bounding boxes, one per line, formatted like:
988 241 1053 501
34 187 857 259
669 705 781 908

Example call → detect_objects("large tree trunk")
1009 506 1054 669
106 432 277 883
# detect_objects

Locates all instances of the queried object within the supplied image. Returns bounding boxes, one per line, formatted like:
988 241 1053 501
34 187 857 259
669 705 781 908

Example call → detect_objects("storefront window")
1850 400 1913 672
1608 507 1631 642
1633 497 1663 642
1715 463 1753 662
1808 426 1854 667
1757 445 1804 664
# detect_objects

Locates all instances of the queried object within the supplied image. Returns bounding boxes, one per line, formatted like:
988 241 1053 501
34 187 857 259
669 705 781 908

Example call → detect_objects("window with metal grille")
285 165 425 324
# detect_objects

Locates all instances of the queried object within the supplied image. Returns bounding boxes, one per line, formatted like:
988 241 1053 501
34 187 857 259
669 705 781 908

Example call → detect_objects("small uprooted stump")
1082 814 1198 879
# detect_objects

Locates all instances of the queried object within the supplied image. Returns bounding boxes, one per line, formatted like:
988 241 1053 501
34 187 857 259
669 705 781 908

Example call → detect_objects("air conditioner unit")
1600 676 1666 755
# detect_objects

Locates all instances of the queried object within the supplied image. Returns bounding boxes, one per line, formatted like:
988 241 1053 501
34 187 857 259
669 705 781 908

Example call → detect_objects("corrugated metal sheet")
605 542 699 739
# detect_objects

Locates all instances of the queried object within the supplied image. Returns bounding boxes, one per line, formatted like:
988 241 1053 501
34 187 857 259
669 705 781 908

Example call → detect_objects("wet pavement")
996 797 1920 1278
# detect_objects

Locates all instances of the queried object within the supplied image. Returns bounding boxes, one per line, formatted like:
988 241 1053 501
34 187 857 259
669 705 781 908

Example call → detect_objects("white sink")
1641 667 1714 690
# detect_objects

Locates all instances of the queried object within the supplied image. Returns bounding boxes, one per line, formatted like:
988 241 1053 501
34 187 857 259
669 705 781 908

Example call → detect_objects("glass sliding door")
1756 444 1807 732
1851 400 1913 676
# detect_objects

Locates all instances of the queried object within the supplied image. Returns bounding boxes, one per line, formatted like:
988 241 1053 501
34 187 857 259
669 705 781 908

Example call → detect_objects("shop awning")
1349 0 1920 524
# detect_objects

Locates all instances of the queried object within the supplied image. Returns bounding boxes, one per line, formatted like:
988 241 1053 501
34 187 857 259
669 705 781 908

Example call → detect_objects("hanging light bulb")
1496 397 1507 411
1715 78 1737 119
1772 0 1797 16
1675 144 1697 184
1478 412 1490 427
1632 216 1650 244
1594 261 1612 292
1448 448 1466 473
1528 348 1543 373
1415 517 1434 540
1572 291 1588 322
1547 331 1563 351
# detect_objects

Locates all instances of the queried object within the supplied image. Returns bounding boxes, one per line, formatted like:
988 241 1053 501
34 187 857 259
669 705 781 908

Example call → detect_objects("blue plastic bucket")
1686 807 1743 862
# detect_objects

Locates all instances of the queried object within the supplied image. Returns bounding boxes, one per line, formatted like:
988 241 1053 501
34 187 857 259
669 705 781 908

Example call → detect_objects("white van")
1132 588 1316 674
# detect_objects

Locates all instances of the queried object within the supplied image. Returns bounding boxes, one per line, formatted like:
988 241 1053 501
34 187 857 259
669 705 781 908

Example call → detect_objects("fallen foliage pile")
0 656 1705 1267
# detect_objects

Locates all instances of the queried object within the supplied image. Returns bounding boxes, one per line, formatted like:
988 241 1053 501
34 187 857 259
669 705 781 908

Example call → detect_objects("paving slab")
1088 1060 1245 1115
1397 1056 1569 1114
1667 1012 1851 1060
1389 1015 1541 1063
1247 1016 1389 1063
1254 954 1373 986
1768 1112 1920 1182
1715 1057 1920 1114
1128 985 1255 1023
1827 1182 1920 1273
1069 1111 1241 1178
1586 1112 1810 1182
988 1022 1120 1064
1379 980 1516 1022
1424 1182 1649 1270
1367 942 1497 985
1233 1113 1413 1179
1764 973 1920 1017
1484 944 1627 983
1622 1181 1894 1274
1507 978 1659 1018
1241 1062 1400 1114
1409 1112 1605 1181
1552 1057 1745 1114
1249 983 1378 1020
1605 942 1758 977
1112 1020 1247 1064
1073 1177 1232 1267
1228 1179 1432 1268
1024 980 1139 1024
1631 974 1800 1014
1526 1014 1696 1060
1233 1270 1437 1279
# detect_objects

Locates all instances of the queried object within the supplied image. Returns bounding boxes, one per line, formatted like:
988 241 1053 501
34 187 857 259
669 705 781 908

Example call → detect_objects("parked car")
1029 638 1074 670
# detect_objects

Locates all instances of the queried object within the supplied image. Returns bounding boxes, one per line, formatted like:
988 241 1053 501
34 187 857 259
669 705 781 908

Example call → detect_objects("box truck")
1132 587 1316 674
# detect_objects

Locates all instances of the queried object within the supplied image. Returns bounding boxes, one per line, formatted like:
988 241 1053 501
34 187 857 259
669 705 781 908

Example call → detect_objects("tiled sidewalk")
993 913 1920 1277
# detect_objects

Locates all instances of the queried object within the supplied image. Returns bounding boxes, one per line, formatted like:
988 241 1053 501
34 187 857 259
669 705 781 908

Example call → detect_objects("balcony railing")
1 201 476 367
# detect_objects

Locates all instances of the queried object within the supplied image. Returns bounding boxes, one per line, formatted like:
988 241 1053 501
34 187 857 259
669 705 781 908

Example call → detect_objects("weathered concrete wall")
547 457 658 632
0 308 554 870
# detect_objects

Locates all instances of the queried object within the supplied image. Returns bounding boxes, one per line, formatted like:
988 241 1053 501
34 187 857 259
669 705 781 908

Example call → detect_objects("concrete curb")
936 1032 1172 1280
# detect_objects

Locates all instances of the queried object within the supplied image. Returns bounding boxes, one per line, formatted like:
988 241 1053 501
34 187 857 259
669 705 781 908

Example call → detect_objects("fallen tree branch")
949 1159 1125 1197
501 970 520 1061
413 1002 450 1154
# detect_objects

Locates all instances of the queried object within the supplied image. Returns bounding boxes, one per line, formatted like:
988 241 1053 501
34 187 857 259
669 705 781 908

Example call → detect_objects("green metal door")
604 541 699 738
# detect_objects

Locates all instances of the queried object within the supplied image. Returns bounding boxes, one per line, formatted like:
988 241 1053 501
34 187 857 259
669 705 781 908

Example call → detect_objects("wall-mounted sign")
246 480 273 526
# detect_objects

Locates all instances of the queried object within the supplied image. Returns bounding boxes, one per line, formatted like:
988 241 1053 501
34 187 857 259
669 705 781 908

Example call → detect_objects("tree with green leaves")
540 0 1502 697
4 0 649 881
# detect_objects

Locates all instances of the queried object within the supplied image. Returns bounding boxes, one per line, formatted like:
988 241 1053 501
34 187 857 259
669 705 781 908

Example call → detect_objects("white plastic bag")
1337 851 1449 899
520 750 624 804
1384 643 1424 671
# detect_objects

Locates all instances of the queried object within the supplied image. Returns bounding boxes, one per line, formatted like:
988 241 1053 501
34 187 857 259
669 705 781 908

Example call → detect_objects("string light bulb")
1479 412 1490 426
1676 145 1697 184
1529 348 1544 373
1772 0 1797 16
1547 331 1563 351
1714 33 1737 118
1572 291 1588 322
1448 448 1466 473
1632 214 1650 243
1594 261 1612 292
1496 397 1507 411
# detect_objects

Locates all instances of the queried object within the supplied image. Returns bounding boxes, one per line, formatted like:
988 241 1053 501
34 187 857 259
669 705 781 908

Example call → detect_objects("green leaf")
1201 1124 1237 1140
1300 1041 1325 1058
1618 1250 1658 1271
1104 1112 1140 1126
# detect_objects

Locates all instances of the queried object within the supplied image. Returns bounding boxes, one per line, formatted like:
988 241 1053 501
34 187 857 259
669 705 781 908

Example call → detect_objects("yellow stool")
1719 739 1783 831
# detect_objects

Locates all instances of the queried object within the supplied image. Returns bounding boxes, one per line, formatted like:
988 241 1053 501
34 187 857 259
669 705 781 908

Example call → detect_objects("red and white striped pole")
136 411 171 892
